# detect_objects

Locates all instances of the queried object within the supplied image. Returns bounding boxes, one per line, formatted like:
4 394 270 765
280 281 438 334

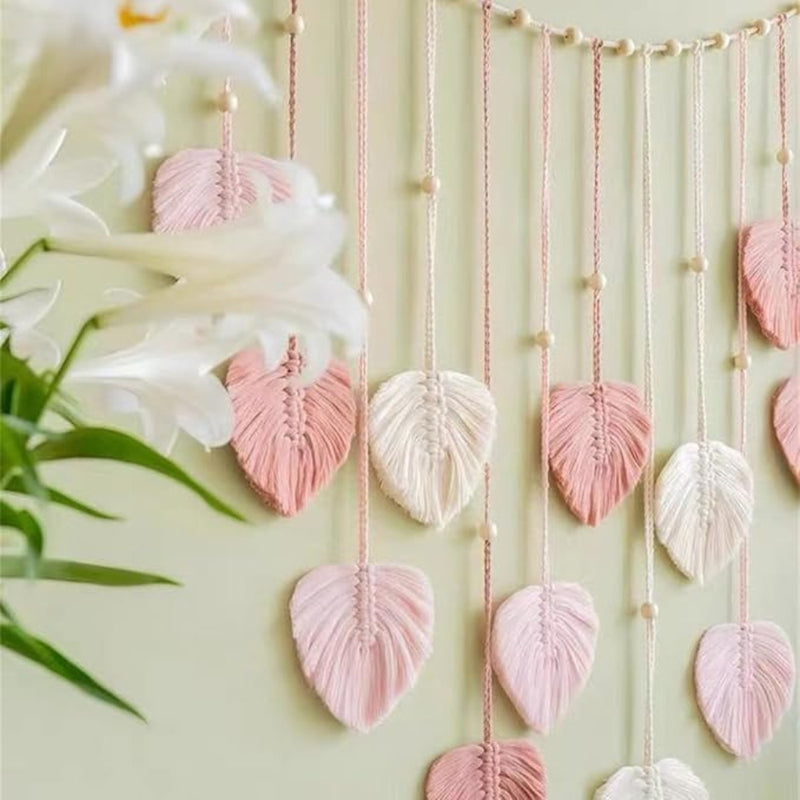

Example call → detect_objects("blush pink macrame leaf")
549 381 651 526
695 620 796 760
492 581 598 734
426 740 546 800
151 147 292 232
225 346 355 516
742 219 800 349
773 376 800 484
655 441 753 584
594 759 709 800
289 562 434 732
368 370 497 529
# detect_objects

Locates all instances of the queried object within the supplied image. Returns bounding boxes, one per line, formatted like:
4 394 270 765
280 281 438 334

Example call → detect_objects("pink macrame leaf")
225 346 355 516
695 621 796 759
594 759 708 800
368 370 497 529
151 147 292 232
773 376 800 484
492 581 598 734
426 740 546 800
742 219 800 349
549 381 651 526
289 562 434 732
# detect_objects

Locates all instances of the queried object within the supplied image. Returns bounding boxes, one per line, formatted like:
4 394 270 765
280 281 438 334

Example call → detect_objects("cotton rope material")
491 27 598 737
654 42 754 584
547 39 651 528
742 13 800 349
223 5 356 517
694 32 796 761
289 0 434 733
594 47 708 800
368 0 497 530
425 6 545 798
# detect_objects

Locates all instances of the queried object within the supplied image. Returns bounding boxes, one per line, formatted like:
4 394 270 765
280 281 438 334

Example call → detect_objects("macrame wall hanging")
694 33 796 760
289 0 434 732
368 0 497 530
491 27 599 736
595 47 708 800
548 40 651 528
426 6 545 797
654 43 755 584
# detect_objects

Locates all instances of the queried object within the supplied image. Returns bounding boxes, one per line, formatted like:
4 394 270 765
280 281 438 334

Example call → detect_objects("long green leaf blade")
3 475 120 520
1 556 178 586
0 501 43 562
32 427 245 522
1 622 145 720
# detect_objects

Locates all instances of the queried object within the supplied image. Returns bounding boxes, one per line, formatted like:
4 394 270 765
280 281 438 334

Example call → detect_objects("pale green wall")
2 1 798 798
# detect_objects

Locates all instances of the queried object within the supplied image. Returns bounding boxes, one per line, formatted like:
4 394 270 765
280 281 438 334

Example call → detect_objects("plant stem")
0 239 49 289
42 316 99 409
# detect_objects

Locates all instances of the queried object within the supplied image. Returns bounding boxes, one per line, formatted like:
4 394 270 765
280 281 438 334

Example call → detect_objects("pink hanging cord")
217 16 241 222
288 0 299 160
356 0 370 568
590 38 603 386
777 13 790 222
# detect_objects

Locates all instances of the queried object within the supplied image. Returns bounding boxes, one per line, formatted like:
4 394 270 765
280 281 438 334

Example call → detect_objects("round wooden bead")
585 272 607 291
640 602 659 620
144 143 163 159
479 521 498 541
753 18 771 37
216 88 239 113
534 329 555 349
511 8 532 28
283 12 305 35
362 288 374 307
733 352 752 370
777 148 794 166
617 38 636 57
713 32 730 50
664 38 683 57
688 254 709 273
563 26 584 47
420 174 441 195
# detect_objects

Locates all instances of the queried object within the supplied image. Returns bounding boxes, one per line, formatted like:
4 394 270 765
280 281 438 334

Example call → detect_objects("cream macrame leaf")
594 759 708 800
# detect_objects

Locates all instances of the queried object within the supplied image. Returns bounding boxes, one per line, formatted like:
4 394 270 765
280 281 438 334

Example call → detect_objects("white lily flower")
48 165 366 381
66 313 251 453
0 282 62 369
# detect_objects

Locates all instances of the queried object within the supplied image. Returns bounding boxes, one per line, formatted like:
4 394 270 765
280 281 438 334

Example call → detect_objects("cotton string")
777 13 790 221
539 27 552 588
480 0 494 747
736 32 750 625
219 16 237 221
356 0 370 567
424 0 438 373
640 44 657 769
288 0 299 159
591 38 603 386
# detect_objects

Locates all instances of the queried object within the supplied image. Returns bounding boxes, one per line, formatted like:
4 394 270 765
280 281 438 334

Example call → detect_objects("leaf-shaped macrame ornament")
151 148 293 232
549 381 650 526
742 219 800 349
426 740 546 800
655 441 753 583
226 346 355 516
368 370 496 529
695 621 796 759
594 759 708 800
773 376 800 484
289 562 433 732
492 582 598 733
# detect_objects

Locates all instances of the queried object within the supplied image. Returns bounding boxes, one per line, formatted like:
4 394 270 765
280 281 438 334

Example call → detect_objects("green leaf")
0 417 43 499
1 557 178 587
32 427 245 522
3 475 120 520
1 620 145 720
0 501 43 563
0 347 50 422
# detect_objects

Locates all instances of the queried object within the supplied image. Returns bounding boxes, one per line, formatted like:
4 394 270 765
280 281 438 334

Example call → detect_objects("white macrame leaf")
594 759 708 800
695 621 796 759
655 440 753 583
492 581 598 734
368 370 497 529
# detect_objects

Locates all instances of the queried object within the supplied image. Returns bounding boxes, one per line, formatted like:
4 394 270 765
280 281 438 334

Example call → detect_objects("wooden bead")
688 254 709 273
616 38 636 57
216 88 238 113
362 288 374 307
733 352 752 370
283 12 305 36
664 38 683 57
510 8 532 28
753 18 771 37
712 32 730 50
777 148 794 166
640 602 659 620
420 174 441 195
585 272 607 291
143 143 163 159
534 329 555 349
479 522 498 541
563 26 584 47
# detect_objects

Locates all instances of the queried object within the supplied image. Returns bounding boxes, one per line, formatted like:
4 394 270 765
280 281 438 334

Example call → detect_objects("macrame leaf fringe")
773 375 800 484
426 740 546 800
549 381 651 526
289 562 434 732
492 581 598 734
655 440 753 583
594 759 708 800
368 370 497 529
742 218 800 349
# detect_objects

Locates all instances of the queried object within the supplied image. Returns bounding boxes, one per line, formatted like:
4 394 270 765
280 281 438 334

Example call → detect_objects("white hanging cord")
424 0 439 374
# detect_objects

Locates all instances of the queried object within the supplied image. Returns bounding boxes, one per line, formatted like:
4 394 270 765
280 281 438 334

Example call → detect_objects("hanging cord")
590 39 603 386
288 0 299 160
480 0 494 747
356 0 370 567
777 12 790 221
539 27 553 588
423 0 439 373
640 45 657 769
220 16 233 156
736 32 750 625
